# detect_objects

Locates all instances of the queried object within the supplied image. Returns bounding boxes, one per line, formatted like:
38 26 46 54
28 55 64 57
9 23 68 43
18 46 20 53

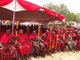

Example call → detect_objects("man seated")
0 29 18 60
17 29 32 60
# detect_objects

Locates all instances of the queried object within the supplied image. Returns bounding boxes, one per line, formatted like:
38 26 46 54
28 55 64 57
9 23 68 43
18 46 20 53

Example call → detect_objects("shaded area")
0 7 13 20
0 7 58 24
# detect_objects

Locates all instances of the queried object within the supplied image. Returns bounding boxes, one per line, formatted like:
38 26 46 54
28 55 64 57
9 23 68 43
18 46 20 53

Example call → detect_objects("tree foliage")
44 3 80 23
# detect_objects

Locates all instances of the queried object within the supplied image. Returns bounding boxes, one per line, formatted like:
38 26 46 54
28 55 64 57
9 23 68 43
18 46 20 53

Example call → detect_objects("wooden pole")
55 26 60 51
15 21 19 44
49 24 53 51
38 24 40 55
64 24 66 49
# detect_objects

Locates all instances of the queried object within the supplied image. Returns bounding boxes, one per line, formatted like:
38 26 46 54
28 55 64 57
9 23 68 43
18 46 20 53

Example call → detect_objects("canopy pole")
38 24 40 55
12 0 16 35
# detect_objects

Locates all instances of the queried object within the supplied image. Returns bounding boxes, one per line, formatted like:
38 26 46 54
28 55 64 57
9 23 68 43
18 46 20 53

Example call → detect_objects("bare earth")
28 51 80 60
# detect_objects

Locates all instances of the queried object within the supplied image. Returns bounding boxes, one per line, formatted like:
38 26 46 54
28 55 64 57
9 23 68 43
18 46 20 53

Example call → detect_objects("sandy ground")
25 51 80 60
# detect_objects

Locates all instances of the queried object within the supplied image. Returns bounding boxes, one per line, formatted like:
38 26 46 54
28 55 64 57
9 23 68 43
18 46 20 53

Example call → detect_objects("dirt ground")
26 51 80 60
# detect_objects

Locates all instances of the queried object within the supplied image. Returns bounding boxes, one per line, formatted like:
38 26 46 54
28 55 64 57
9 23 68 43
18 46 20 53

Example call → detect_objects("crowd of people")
0 22 80 60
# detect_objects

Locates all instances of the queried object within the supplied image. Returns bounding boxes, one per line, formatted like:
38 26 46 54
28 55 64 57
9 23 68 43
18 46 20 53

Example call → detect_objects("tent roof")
0 7 58 24
0 0 65 24
0 7 13 20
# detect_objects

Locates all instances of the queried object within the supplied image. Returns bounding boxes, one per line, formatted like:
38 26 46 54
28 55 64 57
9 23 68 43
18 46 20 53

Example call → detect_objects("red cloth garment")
17 34 32 56
39 32 43 37
1 34 12 45
77 33 80 49
29 34 36 40
0 29 4 41
65 30 67 42
0 0 13 6
45 31 52 43
44 31 55 51
71 30 74 36
58 30 61 40
17 0 42 11
17 34 28 44
0 45 18 60
0 35 18 60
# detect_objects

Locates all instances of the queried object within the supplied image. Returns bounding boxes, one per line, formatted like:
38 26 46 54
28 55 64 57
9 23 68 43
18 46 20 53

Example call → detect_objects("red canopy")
0 0 65 22
0 0 13 6
43 8 57 16
17 0 42 11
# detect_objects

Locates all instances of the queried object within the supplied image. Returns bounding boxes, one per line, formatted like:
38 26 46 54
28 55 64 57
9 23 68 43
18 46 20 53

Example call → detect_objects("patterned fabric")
17 34 32 56
0 35 18 60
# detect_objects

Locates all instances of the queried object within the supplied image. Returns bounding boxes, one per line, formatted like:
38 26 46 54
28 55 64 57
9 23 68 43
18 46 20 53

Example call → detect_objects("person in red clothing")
17 29 32 60
52 31 56 51
73 32 78 50
77 30 80 50
0 23 5 41
29 30 37 41
43 30 54 54
0 29 18 60
0 28 4 41
1 29 12 45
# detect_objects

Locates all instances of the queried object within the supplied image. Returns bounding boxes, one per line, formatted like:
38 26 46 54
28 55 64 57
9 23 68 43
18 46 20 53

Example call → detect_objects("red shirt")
17 34 28 45
29 34 36 40
1 34 12 45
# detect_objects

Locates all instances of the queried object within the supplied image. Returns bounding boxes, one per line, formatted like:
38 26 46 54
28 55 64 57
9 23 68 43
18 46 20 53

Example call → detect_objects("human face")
19 29 23 35
33 31 36 35
6 29 11 36
46 30 49 35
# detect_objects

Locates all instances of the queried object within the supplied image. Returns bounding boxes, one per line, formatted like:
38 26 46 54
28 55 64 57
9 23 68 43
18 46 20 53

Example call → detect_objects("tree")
44 3 79 25
43 3 60 13
58 4 69 16
76 13 80 27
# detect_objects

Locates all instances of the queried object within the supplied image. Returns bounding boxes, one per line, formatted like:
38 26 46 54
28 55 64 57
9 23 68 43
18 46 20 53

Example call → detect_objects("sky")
26 0 80 13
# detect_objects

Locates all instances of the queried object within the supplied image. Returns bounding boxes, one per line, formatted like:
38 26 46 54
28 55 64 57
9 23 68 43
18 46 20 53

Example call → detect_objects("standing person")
0 29 18 60
17 29 32 60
